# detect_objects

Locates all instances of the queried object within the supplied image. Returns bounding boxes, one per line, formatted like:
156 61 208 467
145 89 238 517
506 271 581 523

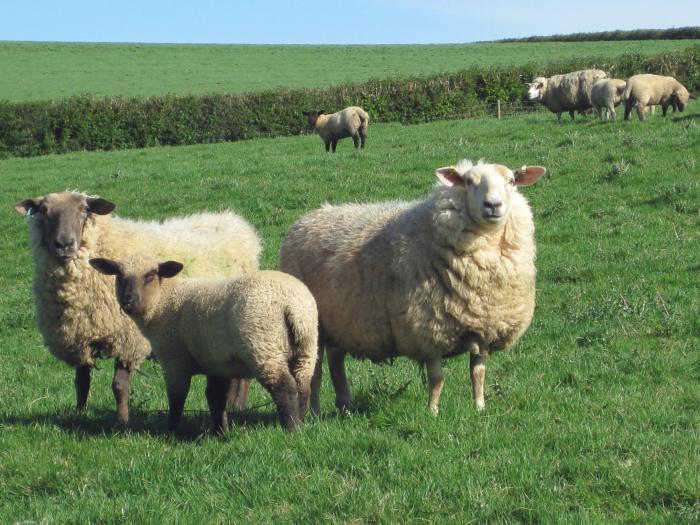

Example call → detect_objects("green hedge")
0 46 698 158
499 27 700 43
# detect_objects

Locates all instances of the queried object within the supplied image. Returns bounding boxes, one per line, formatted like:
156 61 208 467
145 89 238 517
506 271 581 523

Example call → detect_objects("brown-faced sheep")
279 159 545 415
527 69 608 121
304 106 369 152
14 192 261 424
623 74 691 121
90 256 318 434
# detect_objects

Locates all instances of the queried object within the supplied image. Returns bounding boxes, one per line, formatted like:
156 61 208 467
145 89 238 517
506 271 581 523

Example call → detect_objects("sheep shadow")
1 404 287 442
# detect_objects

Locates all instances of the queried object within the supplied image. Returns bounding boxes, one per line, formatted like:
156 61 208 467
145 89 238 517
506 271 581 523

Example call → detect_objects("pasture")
0 39 698 102
1 107 698 522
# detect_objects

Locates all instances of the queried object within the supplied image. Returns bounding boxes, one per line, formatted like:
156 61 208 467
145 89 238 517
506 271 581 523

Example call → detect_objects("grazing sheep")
304 106 369 152
527 69 608 121
14 192 261 424
280 159 545 415
591 78 627 120
623 74 691 121
90 256 318 433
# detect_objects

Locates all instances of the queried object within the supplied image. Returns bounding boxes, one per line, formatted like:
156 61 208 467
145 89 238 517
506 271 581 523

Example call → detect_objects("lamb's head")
673 85 690 112
13 192 115 263
303 110 325 127
436 160 546 229
89 256 183 318
526 77 547 101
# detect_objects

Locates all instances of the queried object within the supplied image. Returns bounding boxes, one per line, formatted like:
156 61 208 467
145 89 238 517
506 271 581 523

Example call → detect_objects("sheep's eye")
144 271 157 285
508 179 515 186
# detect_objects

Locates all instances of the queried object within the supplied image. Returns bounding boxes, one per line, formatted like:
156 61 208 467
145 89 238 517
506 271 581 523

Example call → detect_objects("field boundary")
0 46 698 158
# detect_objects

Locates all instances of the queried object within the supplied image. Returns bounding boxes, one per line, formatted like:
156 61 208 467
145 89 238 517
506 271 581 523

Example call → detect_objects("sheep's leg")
327 348 352 412
75 365 91 411
226 379 250 411
359 130 366 148
568 110 575 120
205 375 230 434
164 368 192 432
325 141 331 152
661 103 669 116
309 345 324 416
636 103 646 121
352 133 360 148
112 360 131 425
261 370 300 431
624 99 634 120
426 358 444 416
609 106 616 120
556 112 562 122
470 353 487 411
331 139 338 153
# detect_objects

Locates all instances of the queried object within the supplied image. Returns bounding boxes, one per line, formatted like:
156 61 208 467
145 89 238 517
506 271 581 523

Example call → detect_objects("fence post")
497 99 501 119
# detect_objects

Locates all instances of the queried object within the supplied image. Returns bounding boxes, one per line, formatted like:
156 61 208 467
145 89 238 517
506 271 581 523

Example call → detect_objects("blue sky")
2 0 699 44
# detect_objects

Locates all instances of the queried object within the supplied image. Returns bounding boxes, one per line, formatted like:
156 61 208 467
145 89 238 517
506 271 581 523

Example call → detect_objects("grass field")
1 39 699 102
1 106 698 522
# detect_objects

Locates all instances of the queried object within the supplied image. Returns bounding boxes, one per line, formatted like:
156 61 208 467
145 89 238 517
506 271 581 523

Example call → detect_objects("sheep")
279 159 545 415
89 255 318 433
526 69 608 121
13 192 261 424
623 74 691 121
591 78 627 120
303 106 369 152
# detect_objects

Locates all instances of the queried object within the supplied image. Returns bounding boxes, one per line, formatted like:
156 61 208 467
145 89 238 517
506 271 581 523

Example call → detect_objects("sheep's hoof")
475 400 486 412
429 404 440 416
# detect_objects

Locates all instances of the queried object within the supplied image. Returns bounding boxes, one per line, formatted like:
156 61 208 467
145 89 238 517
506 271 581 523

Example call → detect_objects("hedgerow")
0 46 697 158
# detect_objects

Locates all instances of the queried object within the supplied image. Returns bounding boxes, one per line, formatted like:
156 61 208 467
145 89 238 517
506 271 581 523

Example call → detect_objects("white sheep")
527 69 608 121
279 159 545 415
623 73 691 121
303 106 369 152
14 192 261 424
591 78 627 120
90 255 318 433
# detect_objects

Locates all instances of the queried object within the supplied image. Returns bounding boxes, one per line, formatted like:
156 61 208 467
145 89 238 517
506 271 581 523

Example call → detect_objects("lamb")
14 192 261 424
591 78 627 120
279 159 545 415
303 106 369 152
623 74 690 121
527 69 608 121
89 255 318 433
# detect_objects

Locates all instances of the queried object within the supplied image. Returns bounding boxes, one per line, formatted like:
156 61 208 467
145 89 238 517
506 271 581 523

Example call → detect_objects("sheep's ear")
13 198 43 216
158 261 183 279
513 166 546 186
435 167 465 188
89 258 122 276
86 197 116 215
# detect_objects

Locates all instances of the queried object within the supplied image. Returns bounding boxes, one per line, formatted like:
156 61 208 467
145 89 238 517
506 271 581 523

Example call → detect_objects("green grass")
2 40 699 102
1 108 699 523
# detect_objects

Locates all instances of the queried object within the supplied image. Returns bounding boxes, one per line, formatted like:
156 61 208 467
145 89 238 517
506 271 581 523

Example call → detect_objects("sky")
1 0 699 44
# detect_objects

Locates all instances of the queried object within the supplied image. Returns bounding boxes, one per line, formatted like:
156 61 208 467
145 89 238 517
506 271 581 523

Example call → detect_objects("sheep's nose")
484 200 502 211
54 237 75 250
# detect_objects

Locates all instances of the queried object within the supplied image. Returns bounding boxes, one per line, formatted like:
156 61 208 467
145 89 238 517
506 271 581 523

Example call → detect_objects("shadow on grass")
0 403 288 442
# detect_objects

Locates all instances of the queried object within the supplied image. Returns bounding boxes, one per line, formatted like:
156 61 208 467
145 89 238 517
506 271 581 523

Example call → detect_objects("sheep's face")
89 256 183 318
673 86 690 112
13 192 115 263
436 160 546 228
526 78 546 101
303 110 325 127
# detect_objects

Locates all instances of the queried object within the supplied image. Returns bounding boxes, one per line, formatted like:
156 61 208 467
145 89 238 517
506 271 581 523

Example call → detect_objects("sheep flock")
13 61 693 436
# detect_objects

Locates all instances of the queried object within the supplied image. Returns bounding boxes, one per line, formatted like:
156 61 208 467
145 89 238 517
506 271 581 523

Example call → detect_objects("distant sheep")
280 159 545 415
591 78 627 120
623 74 691 121
527 69 608 121
90 255 318 433
304 106 369 152
14 192 261 424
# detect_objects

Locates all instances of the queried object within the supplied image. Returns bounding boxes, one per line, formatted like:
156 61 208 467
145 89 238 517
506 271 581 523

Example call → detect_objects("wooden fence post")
497 99 501 119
